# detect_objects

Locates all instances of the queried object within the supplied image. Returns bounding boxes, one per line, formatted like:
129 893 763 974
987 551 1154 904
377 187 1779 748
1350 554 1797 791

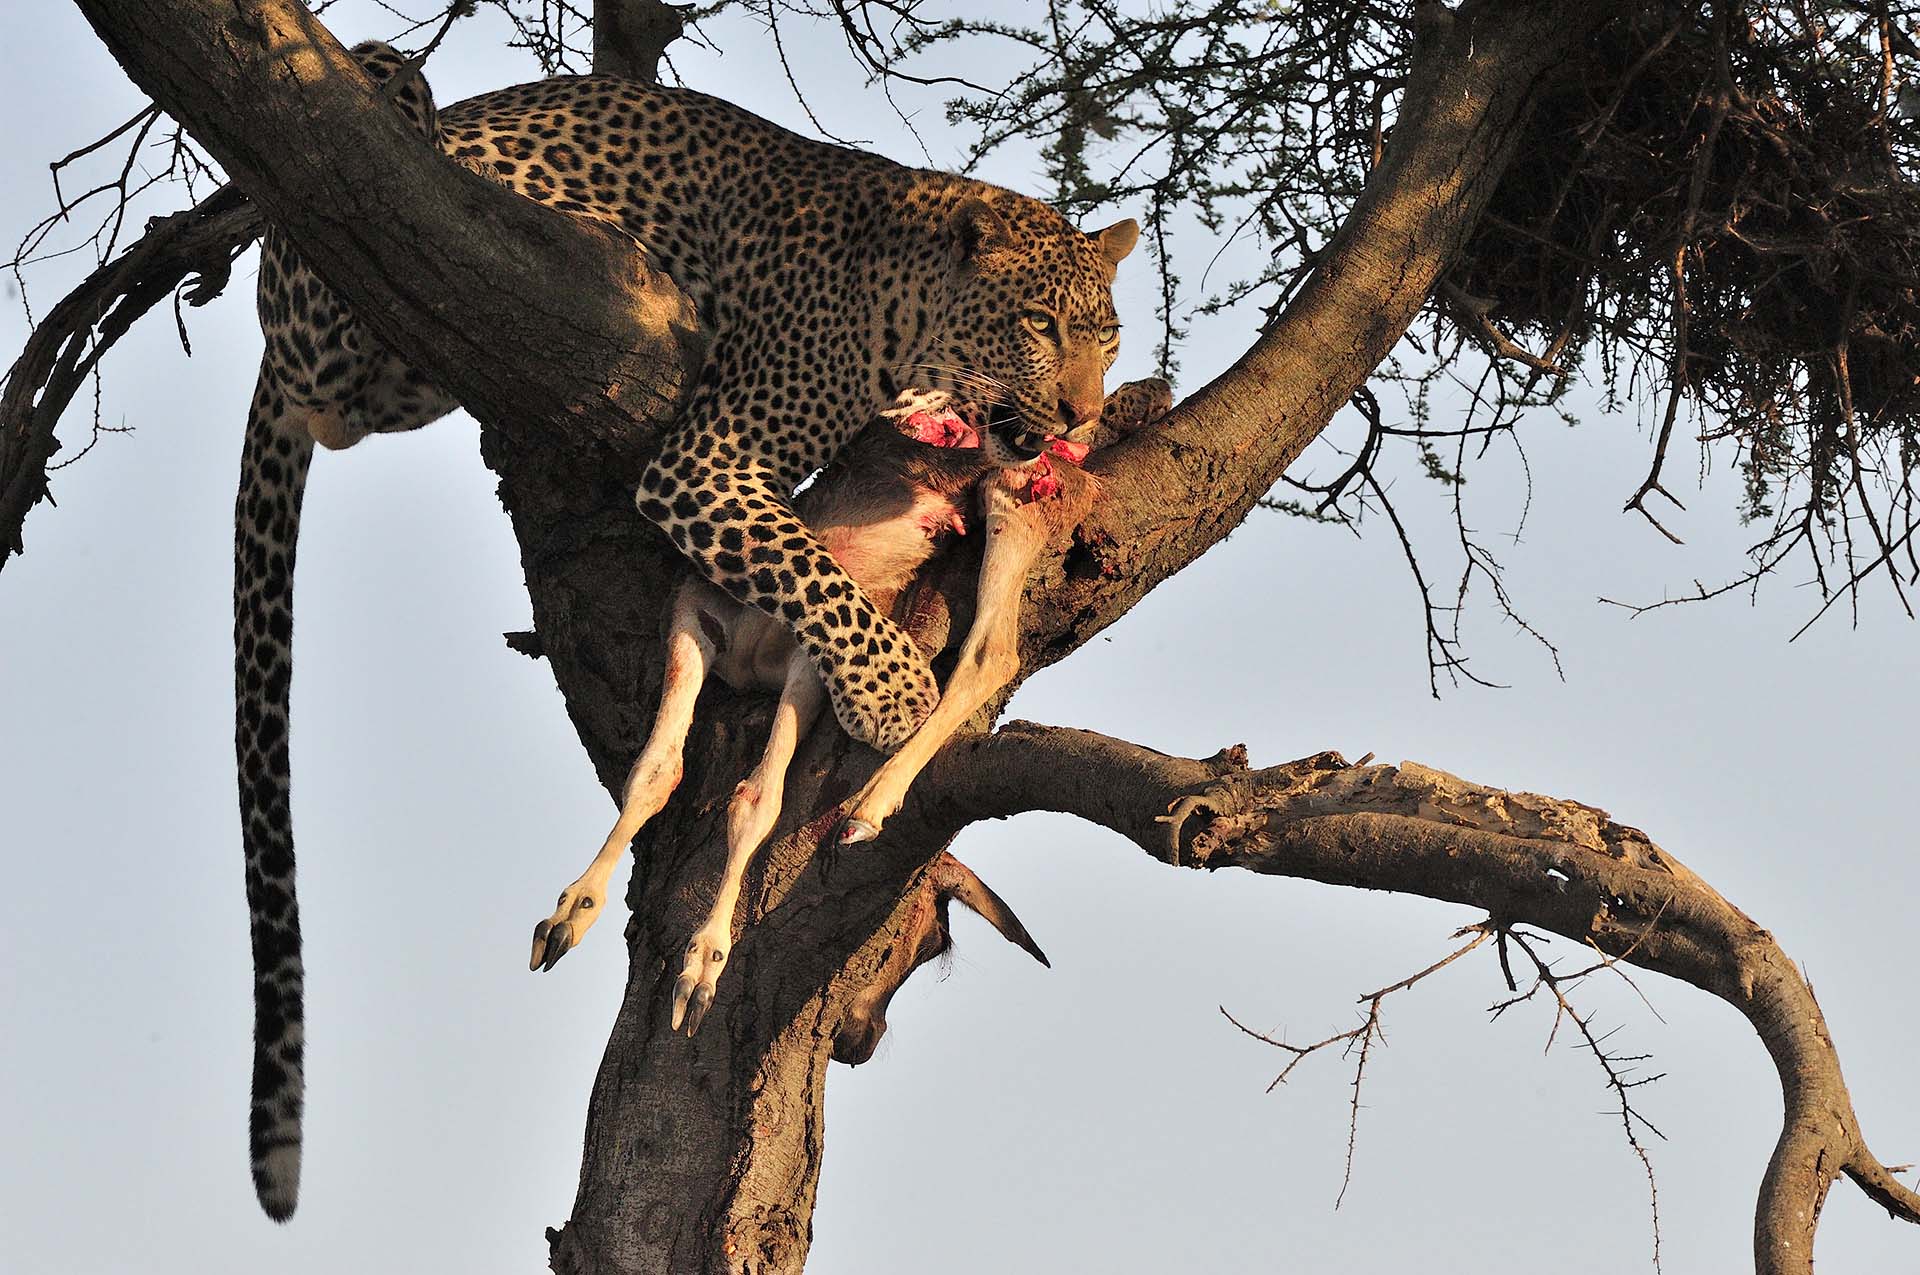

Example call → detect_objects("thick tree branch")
70 0 702 456
910 722 1920 1275
1009 0 1607 679
49 0 1597 805
61 0 710 823
0 1 692 581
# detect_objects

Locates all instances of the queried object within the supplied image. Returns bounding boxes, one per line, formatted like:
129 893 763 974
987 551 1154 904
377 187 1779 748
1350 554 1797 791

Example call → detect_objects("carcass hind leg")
672 649 826 1035
532 586 718 971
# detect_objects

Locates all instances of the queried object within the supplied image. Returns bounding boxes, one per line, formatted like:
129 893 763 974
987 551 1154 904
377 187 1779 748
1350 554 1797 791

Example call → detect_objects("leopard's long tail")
229 43 440 1220
235 369 314 1221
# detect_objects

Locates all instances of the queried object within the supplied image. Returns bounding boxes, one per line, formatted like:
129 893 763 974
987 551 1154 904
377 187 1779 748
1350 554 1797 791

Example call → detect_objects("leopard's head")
918 194 1137 460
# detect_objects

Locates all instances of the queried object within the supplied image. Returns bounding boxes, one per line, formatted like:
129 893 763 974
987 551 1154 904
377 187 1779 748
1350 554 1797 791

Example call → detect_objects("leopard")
236 41 1136 1220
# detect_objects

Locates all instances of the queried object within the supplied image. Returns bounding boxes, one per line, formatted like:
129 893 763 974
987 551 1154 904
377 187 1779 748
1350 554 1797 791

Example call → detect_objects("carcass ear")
1091 218 1139 266
931 853 1050 967
952 196 1013 262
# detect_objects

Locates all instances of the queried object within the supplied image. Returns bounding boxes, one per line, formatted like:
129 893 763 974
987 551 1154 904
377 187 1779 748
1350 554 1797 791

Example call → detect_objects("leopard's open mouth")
985 402 1054 461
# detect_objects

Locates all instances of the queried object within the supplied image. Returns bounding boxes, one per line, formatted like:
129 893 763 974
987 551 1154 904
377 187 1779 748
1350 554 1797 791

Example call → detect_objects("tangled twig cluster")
1458 1 1920 623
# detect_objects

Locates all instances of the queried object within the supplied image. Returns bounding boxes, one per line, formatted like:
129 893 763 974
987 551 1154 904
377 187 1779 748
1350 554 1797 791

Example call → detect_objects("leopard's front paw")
821 626 938 753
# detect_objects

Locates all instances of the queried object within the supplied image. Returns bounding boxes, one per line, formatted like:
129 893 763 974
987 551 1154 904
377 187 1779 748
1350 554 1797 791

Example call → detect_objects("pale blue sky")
4 5 1918 1272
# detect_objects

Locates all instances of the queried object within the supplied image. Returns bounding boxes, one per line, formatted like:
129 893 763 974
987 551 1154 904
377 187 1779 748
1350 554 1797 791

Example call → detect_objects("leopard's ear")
1091 219 1139 266
951 196 1013 262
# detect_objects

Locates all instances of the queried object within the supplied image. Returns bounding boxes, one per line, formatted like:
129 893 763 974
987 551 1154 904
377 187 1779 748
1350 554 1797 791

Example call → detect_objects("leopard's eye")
1096 323 1120 344
1022 311 1059 339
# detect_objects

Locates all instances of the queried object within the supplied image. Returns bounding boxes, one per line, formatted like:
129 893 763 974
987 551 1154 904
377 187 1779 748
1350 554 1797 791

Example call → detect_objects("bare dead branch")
0 185 261 570
1221 924 1492 1207
1496 926 1667 1269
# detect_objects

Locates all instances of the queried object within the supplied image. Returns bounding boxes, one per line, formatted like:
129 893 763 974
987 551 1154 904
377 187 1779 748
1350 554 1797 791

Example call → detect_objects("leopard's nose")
1057 395 1099 429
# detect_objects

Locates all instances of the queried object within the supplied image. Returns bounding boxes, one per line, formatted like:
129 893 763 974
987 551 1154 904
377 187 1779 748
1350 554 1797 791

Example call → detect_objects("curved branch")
0 184 260 570
911 721 1920 1275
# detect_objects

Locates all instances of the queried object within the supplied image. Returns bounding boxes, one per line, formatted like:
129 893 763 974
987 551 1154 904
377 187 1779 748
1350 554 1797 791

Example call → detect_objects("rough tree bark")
592 0 687 83
10 0 1913 1272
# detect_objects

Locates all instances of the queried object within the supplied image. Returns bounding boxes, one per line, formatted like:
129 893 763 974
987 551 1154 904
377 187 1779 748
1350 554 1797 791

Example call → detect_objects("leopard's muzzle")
985 402 1056 463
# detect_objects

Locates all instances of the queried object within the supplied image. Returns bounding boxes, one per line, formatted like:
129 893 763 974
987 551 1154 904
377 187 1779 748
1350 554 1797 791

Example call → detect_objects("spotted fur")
238 41 1134 1218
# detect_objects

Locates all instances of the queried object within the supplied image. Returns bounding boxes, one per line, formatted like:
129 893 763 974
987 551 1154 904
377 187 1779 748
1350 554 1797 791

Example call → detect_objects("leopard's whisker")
894 361 1012 401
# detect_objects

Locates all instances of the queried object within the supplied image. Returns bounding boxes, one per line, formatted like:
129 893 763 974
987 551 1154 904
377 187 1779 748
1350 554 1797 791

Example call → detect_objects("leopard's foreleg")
636 437 938 754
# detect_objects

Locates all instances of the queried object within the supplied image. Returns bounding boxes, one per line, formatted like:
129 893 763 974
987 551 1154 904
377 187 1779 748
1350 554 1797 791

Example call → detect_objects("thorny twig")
1220 923 1494 1208
1490 926 1669 1272
1224 914 1672 1266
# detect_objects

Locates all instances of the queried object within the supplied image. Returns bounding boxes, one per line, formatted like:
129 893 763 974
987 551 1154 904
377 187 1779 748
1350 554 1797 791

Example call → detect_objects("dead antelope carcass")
531 379 1172 1036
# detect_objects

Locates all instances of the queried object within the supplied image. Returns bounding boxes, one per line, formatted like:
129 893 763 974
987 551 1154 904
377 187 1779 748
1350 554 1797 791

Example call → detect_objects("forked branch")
1221 924 1493 1210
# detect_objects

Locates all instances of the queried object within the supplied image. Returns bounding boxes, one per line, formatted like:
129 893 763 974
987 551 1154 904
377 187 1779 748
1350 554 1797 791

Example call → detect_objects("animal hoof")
531 919 575 971
532 882 605 970
670 932 729 1036
676 983 714 1036
839 818 878 845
